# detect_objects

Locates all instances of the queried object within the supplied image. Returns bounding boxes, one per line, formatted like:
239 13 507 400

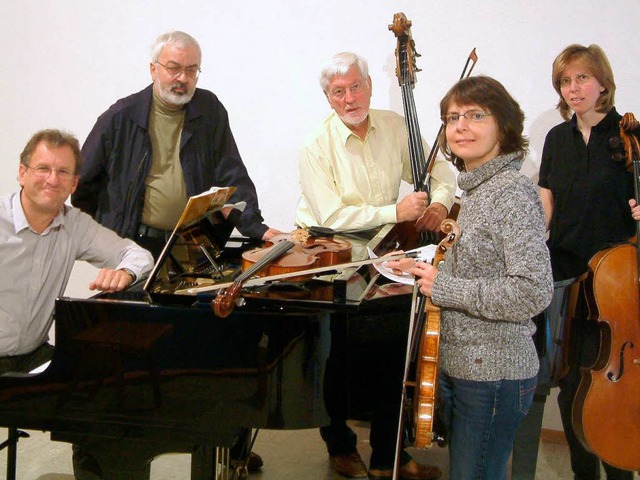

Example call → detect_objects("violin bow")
179 250 423 296
423 48 478 180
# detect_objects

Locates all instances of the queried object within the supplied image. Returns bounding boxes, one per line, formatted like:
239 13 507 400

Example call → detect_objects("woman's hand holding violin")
385 257 439 297
411 262 438 296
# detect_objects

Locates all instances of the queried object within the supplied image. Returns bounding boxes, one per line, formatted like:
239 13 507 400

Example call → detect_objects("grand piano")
0 189 415 479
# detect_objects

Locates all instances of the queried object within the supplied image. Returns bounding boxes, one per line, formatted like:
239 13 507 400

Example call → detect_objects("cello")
572 112 640 471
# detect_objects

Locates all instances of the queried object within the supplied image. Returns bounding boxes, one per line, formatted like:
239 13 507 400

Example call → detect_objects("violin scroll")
212 282 243 318
433 219 461 266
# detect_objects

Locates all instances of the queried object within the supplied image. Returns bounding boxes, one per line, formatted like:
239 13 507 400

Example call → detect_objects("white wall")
2 0 638 430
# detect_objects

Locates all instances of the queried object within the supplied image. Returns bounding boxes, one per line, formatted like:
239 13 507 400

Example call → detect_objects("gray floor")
0 421 606 480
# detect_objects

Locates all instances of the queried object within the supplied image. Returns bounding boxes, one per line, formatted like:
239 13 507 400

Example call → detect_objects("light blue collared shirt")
0 192 153 356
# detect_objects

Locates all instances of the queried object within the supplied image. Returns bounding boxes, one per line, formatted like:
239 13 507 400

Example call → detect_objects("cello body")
573 241 640 471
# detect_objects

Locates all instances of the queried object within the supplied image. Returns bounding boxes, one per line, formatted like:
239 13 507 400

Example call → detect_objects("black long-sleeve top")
539 108 636 281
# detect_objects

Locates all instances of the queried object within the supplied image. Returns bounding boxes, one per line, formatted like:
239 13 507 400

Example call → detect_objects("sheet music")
367 244 436 285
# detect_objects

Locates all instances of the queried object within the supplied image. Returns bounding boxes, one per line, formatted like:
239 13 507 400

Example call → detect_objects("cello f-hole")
606 340 634 381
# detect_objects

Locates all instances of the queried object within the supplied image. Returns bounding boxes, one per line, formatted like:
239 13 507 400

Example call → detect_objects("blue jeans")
439 372 537 480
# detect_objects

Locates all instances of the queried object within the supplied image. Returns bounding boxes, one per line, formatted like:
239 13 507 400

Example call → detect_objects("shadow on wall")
524 108 563 183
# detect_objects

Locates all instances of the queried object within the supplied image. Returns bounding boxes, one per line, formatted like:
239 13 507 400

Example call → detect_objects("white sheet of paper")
367 244 437 285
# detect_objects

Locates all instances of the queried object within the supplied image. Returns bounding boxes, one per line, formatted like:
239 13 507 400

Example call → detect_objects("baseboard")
540 428 567 445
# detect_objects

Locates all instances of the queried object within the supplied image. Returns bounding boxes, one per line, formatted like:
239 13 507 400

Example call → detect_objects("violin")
241 229 351 282
411 219 460 448
387 15 474 473
212 229 351 317
572 112 640 470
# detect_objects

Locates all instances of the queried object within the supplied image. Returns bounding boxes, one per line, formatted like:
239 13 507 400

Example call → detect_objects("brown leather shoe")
368 459 442 480
247 451 263 472
329 451 368 478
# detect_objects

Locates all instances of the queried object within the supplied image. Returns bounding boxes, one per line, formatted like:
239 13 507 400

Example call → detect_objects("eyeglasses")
329 81 367 100
156 61 201 79
442 109 493 125
25 165 75 181
559 73 593 88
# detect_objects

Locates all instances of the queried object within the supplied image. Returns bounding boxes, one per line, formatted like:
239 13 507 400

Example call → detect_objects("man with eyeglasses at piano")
0 129 154 476
72 30 281 261
71 30 275 477
0 129 153 376
295 52 456 480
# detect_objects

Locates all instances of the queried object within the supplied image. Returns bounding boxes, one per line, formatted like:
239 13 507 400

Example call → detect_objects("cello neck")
619 113 640 276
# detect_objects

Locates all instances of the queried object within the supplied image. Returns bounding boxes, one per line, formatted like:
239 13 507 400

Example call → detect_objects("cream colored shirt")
295 109 456 232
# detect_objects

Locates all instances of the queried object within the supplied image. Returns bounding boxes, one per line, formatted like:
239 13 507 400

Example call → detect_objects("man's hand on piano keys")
89 268 135 292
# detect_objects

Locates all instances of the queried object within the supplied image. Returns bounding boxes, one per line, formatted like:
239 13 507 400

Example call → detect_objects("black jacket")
72 84 268 240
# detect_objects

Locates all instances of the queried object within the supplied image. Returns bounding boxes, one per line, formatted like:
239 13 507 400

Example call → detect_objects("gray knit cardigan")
432 152 553 382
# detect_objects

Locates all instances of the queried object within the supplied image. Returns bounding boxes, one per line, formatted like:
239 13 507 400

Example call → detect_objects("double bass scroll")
387 13 475 250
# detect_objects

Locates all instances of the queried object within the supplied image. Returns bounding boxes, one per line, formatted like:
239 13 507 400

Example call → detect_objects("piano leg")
1 428 30 480
193 429 260 480
192 445 216 479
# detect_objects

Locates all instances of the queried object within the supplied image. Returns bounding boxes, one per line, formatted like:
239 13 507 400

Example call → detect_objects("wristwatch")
119 268 137 283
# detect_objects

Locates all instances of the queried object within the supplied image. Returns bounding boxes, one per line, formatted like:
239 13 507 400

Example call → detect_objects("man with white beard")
295 52 455 480
73 30 280 260
71 30 270 478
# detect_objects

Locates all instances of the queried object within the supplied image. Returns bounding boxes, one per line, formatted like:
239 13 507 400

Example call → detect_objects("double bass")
573 112 640 471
